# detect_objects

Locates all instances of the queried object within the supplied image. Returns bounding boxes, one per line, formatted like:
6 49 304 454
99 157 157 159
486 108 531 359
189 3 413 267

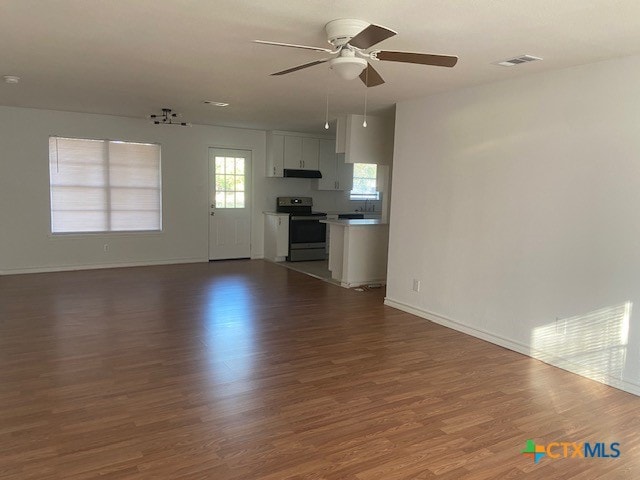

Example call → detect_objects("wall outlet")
412 279 421 292
103 244 109 253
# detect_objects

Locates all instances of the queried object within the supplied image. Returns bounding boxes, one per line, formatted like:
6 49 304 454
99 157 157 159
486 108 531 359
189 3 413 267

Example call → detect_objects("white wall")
386 54 640 395
0 106 375 274
0 106 266 273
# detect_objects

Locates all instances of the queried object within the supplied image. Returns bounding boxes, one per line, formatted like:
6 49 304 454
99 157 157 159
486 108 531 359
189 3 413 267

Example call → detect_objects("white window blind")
49 137 161 233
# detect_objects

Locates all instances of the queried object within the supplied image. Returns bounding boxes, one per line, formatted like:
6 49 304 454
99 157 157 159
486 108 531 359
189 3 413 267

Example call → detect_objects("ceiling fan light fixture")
329 56 367 81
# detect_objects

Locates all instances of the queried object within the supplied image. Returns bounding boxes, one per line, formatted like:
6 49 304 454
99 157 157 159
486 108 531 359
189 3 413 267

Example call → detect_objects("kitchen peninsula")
320 218 389 288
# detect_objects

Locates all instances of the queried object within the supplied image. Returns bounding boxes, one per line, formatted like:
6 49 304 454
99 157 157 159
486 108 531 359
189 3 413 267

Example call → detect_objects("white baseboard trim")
0 257 207 276
384 297 640 397
342 278 387 288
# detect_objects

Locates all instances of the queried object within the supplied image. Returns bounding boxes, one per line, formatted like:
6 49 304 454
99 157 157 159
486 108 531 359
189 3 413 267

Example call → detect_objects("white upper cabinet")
266 131 330 176
336 153 354 191
315 139 353 191
284 136 319 170
283 135 303 170
266 133 284 177
336 114 394 165
301 137 319 170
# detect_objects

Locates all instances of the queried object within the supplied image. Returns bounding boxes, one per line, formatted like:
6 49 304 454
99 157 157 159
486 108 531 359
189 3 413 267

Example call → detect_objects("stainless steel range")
276 197 327 262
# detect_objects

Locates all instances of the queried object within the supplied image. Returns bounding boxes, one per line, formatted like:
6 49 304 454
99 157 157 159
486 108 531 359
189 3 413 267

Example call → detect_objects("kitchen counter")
324 211 382 218
321 218 386 226
263 211 289 216
320 218 389 288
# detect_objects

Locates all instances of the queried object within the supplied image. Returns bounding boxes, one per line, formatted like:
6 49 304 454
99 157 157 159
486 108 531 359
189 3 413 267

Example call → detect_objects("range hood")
283 169 322 179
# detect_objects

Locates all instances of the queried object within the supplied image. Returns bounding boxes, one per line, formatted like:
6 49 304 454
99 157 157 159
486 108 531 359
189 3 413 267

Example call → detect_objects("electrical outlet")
103 244 109 253
412 279 421 292
555 316 566 334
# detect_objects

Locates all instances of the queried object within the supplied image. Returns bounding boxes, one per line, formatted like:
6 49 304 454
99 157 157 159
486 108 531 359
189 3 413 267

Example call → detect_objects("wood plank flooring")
1 260 639 479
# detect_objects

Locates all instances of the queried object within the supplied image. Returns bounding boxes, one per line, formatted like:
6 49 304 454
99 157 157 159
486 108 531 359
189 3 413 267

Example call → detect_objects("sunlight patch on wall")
531 302 631 384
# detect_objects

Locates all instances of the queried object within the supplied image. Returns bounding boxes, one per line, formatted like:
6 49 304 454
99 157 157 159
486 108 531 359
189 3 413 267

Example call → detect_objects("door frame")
207 145 254 260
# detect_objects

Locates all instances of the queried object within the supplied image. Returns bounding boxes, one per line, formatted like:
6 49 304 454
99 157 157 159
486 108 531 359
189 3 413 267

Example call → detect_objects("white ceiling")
2 0 640 133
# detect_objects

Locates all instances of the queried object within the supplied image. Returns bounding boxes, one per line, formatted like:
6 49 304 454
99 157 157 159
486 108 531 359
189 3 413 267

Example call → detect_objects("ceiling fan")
254 19 458 87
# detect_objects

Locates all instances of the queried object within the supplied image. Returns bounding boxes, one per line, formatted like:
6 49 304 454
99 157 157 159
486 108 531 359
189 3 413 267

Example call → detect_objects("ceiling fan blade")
348 24 397 50
359 63 385 87
271 59 329 76
376 50 458 67
254 40 334 54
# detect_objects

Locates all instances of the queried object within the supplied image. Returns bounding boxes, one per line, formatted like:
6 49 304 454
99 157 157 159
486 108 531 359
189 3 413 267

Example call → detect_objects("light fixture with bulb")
329 50 367 81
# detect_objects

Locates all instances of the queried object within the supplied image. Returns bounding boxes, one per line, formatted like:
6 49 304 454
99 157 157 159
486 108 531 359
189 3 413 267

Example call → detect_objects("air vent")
494 55 542 67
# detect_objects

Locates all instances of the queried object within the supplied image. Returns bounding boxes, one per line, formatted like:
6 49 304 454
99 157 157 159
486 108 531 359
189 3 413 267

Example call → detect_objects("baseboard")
342 278 387 288
384 297 640 397
0 257 207 276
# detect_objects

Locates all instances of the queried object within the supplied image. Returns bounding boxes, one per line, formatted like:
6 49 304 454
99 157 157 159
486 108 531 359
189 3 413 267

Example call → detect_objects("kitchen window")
350 163 379 200
49 136 162 233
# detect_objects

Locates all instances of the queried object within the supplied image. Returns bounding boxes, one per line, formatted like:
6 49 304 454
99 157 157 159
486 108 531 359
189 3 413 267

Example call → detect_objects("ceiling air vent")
494 55 542 67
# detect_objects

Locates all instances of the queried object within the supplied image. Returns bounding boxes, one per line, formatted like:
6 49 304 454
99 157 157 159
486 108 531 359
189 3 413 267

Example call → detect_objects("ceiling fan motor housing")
325 19 369 47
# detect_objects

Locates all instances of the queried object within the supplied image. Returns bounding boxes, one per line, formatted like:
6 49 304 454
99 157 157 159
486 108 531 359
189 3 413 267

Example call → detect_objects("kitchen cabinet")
264 212 289 262
283 135 302 170
266 133 284 177
336 153 353 191
336 114 394 165
301 137 319 170
284 136 319 171
315 140 353 191
267 132 327 176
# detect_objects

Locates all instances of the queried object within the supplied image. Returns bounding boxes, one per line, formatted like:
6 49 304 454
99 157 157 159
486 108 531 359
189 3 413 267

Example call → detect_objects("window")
214 156 245 208
49 137 161 233
350 163 379 200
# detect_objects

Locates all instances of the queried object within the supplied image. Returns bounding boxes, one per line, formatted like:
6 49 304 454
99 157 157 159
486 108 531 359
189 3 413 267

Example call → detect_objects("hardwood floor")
1 260 639 479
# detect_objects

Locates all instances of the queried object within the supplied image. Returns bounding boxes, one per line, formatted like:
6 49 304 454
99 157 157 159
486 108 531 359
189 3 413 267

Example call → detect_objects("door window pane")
214 157 246 208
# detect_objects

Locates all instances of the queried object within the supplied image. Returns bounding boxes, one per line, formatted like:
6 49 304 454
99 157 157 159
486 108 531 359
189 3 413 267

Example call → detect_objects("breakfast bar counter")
320 218 389 288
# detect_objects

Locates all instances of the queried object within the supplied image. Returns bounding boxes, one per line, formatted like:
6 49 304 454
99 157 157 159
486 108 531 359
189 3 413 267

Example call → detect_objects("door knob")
210 212 215 216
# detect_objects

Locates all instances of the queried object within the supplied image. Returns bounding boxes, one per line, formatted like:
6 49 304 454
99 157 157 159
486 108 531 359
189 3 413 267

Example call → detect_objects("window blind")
49 137 161 233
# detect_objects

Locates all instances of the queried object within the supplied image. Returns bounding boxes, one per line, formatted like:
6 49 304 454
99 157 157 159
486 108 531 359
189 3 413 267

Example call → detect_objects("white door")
209 148 252 260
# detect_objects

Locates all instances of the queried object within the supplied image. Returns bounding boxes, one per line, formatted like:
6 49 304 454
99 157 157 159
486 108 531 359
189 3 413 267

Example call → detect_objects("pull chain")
363 66 368 127
324 87 329 130
324 65 330 129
